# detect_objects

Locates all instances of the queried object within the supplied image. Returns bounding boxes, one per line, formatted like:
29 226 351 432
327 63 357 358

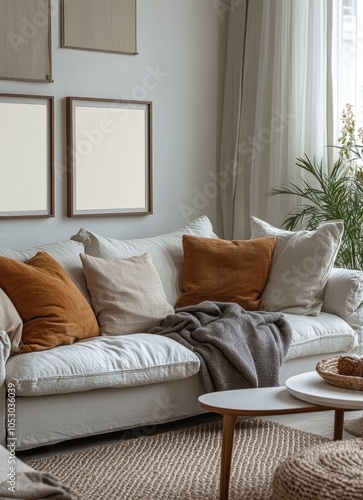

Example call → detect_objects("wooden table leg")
333 409 345 440
220 414 237 500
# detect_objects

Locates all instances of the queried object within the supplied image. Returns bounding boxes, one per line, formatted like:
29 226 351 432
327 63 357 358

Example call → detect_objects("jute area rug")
29 418 330 500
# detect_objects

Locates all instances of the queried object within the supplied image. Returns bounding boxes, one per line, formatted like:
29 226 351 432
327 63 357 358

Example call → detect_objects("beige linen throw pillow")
0 289 22 354
80 253 174 335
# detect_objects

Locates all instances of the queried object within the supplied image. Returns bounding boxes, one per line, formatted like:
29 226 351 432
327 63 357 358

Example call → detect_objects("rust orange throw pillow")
0 252 100 352
176 235 276 310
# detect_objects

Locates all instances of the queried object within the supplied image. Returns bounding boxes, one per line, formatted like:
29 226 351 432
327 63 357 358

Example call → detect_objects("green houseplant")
270 104 363 270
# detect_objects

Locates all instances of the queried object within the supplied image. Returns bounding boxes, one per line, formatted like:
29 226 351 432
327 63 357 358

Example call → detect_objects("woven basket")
316 356 363 391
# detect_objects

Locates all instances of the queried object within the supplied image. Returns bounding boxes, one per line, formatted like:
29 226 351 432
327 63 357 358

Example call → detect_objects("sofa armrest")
0 332 11 447
322 268 363 338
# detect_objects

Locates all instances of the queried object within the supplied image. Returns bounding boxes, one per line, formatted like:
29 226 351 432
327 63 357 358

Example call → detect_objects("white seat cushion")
6 334 200 396
284 312 358 360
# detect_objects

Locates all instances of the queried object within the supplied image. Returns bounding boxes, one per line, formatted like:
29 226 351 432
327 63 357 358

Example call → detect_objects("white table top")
286 371 363 409
198 386 328 415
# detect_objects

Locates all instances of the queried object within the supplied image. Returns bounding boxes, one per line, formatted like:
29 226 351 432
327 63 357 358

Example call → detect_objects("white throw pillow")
72 216 217 307
81 253 174 335
0 289 22 354
250 217 344 315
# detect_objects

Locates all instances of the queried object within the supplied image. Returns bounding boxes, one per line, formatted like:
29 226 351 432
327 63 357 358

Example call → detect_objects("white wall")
0 0 227 249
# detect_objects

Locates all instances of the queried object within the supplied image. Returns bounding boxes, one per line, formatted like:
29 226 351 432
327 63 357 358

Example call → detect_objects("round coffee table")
198 386 335 500
286 371 363 409
286 370 363 438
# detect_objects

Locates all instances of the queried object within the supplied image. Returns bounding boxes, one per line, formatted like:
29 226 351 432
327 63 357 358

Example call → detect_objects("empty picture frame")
0 94 54 218
0 0 52 82
62 0 137 55
67 97 152 217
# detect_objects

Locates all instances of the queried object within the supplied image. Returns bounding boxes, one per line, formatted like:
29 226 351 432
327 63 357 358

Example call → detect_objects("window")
341 0 363 124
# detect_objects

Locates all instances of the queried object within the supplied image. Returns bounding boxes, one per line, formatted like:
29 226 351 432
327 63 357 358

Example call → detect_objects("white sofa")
0 216 361 451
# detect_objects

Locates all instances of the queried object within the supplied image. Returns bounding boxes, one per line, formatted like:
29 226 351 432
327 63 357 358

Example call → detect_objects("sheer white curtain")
219 0 356 239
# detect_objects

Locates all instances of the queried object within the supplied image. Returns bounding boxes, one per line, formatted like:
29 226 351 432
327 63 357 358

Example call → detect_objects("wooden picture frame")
61 0 137 55
0 0 52 82
0 94 54 218
67 97 152 217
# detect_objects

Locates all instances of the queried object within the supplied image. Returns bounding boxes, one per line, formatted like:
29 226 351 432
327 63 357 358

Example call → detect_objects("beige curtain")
219 0 354 239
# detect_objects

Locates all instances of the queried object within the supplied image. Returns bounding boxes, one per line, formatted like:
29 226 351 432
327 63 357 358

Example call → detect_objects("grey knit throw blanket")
149 301 293 393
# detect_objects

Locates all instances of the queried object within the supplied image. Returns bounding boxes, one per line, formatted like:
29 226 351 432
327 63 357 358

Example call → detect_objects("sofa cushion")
176 234 276 310
250 217 344 315
0 252 100 353
322 267 363 338
81 253 174 335
6 334 201 396
0 289 22 354
0 240 89 301
71 215 217 307
284 312 358 361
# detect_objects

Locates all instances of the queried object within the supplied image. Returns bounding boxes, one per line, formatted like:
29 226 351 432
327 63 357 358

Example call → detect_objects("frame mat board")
62 0 137 54
0 0 52 82
28 418 330 499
